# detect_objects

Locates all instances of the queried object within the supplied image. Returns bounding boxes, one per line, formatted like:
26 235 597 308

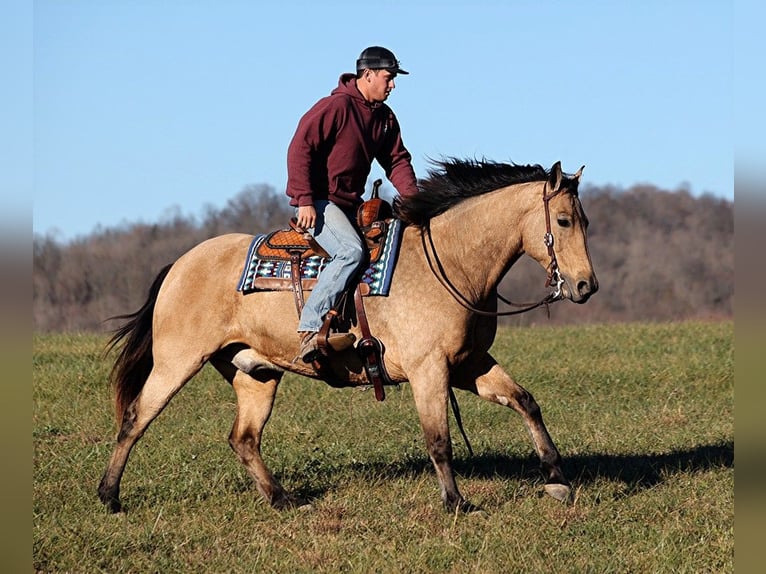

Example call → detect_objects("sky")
8 1 755 242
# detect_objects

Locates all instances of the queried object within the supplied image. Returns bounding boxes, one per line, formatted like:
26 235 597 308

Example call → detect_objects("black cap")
356 46 409 75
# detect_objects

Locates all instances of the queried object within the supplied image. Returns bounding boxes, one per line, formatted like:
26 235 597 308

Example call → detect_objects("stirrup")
315 309 354 356
297 331 356 364
326 332 356 352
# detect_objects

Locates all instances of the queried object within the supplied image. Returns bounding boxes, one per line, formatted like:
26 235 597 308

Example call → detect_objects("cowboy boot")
297 331 356 363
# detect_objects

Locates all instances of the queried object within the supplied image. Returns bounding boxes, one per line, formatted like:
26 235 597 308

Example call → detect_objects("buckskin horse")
98 158 598 513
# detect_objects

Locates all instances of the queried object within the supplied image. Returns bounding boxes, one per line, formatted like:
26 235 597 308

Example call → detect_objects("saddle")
256 194 392 266
257 180 395 400
255 225 329 261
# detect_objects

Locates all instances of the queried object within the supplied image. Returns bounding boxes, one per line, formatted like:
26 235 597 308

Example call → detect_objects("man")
286 46 419 363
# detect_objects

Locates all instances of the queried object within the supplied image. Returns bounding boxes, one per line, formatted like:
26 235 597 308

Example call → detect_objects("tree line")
33 181 733 332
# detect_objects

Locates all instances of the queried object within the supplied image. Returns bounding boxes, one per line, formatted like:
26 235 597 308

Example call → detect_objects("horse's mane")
397 158 549 227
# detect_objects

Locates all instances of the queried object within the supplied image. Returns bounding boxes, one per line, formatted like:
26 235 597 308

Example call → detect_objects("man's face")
364 69 397 103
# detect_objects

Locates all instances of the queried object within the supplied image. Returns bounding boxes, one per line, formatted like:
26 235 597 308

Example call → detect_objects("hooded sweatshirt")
286 73 419 209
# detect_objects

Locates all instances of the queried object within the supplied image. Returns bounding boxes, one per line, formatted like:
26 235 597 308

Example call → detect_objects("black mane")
397 158 549 227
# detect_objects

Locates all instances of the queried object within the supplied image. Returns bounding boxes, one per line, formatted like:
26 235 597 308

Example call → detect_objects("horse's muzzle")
565 275 598 303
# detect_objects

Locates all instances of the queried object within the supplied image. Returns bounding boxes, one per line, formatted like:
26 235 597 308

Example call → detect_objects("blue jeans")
297 200 365 332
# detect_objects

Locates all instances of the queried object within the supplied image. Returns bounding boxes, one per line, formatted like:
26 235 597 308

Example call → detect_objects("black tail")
105 264 173 426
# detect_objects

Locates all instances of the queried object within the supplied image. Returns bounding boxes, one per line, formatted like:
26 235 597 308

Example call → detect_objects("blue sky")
11 1 749 242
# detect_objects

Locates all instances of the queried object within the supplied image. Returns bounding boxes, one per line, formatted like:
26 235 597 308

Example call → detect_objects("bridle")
421 180 567 317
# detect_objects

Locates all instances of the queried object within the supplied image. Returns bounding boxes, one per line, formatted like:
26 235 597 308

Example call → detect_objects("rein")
421 182 566 317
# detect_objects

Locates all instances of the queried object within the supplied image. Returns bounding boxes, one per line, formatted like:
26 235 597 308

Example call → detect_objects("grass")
33 321 733 573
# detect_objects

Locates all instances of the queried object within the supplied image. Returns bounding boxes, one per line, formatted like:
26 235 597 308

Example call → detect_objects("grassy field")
33 321 733 573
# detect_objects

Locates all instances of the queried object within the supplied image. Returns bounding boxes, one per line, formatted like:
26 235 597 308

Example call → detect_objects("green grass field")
33 321 733 573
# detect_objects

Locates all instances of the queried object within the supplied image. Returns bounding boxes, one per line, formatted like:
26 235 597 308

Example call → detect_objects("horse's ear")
548 161 563 191
574 165 585 181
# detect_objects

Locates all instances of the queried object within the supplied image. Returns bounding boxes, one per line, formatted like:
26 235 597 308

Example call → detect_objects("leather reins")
421 182 566 317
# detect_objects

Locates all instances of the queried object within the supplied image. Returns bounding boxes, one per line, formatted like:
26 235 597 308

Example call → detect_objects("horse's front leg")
409 365 479 513
454 352 572 503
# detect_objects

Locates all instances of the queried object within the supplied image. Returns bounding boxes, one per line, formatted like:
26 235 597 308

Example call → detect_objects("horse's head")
524 161 598 304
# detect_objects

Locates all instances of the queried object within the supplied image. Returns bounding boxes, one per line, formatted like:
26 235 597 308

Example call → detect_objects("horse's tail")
105 263 173 426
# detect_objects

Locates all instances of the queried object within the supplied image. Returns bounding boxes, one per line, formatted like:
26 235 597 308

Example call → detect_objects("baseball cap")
356 46 409 75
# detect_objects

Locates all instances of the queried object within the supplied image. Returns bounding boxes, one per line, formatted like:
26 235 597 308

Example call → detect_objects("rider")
286 46 419 363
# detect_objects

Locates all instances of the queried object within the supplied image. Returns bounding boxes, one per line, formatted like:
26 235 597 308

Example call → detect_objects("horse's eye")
557 216 572 228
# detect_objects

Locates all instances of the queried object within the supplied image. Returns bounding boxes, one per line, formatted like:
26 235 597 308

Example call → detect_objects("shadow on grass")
118 440 733 511
456 440 734 490
563 440 734 489
288 440 734 500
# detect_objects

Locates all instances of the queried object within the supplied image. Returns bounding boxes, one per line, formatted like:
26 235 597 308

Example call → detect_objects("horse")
98 158 598 514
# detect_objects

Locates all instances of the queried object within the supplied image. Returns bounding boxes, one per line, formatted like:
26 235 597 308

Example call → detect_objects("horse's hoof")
99 495 122 514
544 483 573 504
464 505 489 518
450 499 486 516
272 493 312 511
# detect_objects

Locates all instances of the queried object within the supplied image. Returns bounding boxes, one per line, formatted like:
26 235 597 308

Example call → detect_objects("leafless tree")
33 182 733 332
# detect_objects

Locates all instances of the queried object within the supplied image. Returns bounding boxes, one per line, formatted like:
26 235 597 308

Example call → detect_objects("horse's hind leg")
220 365 297 509
454 352 572 503
98 362 204 513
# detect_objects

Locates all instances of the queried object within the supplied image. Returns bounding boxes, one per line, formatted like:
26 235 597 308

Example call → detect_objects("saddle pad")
237 218 403 296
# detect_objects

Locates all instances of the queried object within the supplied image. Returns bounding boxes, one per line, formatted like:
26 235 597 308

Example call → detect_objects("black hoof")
445 497 486 515
98 480 123 513
272 493 311 511
100 495 122 514
458 500 487 516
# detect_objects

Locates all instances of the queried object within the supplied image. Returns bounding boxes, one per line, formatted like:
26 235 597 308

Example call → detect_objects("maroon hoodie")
286 73 419 209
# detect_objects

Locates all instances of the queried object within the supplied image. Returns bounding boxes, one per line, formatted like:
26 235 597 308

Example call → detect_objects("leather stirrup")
354 285 390 401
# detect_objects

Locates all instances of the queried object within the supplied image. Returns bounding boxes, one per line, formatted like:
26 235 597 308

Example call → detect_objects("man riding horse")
286 46 419 363
98 47 598 515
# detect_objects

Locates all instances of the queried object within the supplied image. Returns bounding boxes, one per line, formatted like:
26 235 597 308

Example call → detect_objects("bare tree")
32 182 733 332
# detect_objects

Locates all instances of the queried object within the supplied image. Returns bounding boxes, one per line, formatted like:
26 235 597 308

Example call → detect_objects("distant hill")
33 182 732 332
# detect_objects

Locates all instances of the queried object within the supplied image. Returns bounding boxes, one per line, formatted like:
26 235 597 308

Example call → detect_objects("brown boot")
297 331 356 364
326 332 356 352
298 331 320 363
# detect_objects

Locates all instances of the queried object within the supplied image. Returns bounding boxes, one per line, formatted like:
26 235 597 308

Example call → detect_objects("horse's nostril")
577 280 590 296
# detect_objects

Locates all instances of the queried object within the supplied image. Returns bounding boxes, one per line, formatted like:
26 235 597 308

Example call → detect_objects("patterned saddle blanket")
236 218 403 296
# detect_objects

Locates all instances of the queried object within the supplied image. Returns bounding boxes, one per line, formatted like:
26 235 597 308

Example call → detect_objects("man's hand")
295 205 317 230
